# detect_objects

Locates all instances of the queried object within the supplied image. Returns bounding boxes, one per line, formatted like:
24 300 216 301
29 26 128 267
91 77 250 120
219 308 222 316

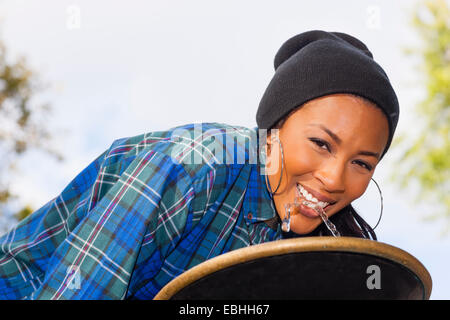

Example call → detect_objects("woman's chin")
288 215 320 235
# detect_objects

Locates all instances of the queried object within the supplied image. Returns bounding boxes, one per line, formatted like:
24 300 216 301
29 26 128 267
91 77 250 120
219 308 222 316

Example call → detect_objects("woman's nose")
314 160 346 193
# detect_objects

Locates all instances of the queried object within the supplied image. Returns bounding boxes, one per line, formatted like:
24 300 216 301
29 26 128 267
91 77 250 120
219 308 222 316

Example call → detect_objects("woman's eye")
310 138 330 152
309 138 373 171
353 160 373 171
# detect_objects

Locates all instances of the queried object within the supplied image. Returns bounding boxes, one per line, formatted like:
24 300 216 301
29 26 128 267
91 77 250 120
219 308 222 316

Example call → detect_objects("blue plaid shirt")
0 122 283 299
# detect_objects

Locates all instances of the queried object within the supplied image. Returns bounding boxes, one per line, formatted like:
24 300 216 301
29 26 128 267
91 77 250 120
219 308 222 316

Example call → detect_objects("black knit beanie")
256 30 399 160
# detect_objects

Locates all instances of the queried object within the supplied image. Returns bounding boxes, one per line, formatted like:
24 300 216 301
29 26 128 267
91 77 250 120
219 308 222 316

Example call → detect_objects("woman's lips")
293 184 334 219
295 200 334 219
296 202 321 218
297 183 337 205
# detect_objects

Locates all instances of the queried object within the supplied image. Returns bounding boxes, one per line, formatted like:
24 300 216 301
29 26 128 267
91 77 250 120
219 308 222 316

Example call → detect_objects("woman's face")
265 94 389 234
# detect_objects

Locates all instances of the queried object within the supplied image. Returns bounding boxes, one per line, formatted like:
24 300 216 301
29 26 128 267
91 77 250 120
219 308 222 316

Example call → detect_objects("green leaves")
392 0 450 230
0 36 63 222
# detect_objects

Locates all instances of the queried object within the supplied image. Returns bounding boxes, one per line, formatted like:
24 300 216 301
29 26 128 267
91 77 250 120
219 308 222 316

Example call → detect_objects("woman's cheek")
285 142 320 175
347 176 372 200
329 179 369 218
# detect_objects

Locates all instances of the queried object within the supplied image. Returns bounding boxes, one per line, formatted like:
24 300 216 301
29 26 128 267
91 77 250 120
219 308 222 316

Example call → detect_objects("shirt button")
247 212 253 220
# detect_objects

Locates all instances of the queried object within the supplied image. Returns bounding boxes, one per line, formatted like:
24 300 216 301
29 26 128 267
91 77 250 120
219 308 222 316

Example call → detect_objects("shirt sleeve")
0 145 109 299
0 138 196 300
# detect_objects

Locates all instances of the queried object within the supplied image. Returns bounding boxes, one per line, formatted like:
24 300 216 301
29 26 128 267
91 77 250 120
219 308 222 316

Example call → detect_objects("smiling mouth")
295 183 336 211
288 183 341 237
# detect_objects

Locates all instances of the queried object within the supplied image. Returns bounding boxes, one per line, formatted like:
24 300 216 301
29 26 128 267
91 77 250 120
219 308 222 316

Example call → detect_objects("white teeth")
318 201 329 208
297 184 330 208
300 188 308 197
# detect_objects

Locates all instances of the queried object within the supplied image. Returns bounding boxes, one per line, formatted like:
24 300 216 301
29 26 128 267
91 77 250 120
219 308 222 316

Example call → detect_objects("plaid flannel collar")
242 128 278 225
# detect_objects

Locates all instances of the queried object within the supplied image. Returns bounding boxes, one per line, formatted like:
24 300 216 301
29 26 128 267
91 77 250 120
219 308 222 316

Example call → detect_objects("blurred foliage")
15 205 34 222
391 0 450 229
0 34 63 224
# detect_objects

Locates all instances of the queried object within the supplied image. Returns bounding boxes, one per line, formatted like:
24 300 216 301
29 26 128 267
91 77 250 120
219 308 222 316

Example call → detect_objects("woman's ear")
266 132 275 157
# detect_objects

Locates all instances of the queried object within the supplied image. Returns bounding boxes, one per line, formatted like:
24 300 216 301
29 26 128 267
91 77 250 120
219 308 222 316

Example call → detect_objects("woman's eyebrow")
307 124 380 159
357 150 380 159
308 124 342 144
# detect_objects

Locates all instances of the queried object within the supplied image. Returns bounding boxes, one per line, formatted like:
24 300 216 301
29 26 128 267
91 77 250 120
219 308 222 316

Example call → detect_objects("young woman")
0 30 399 299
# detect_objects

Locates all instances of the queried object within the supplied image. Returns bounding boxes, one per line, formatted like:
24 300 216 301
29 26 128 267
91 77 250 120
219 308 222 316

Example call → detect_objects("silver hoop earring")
264 135 284 197
370 177 383 230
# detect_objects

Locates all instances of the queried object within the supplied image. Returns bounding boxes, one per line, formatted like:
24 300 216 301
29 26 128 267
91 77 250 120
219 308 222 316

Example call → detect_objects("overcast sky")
0 0 449 299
